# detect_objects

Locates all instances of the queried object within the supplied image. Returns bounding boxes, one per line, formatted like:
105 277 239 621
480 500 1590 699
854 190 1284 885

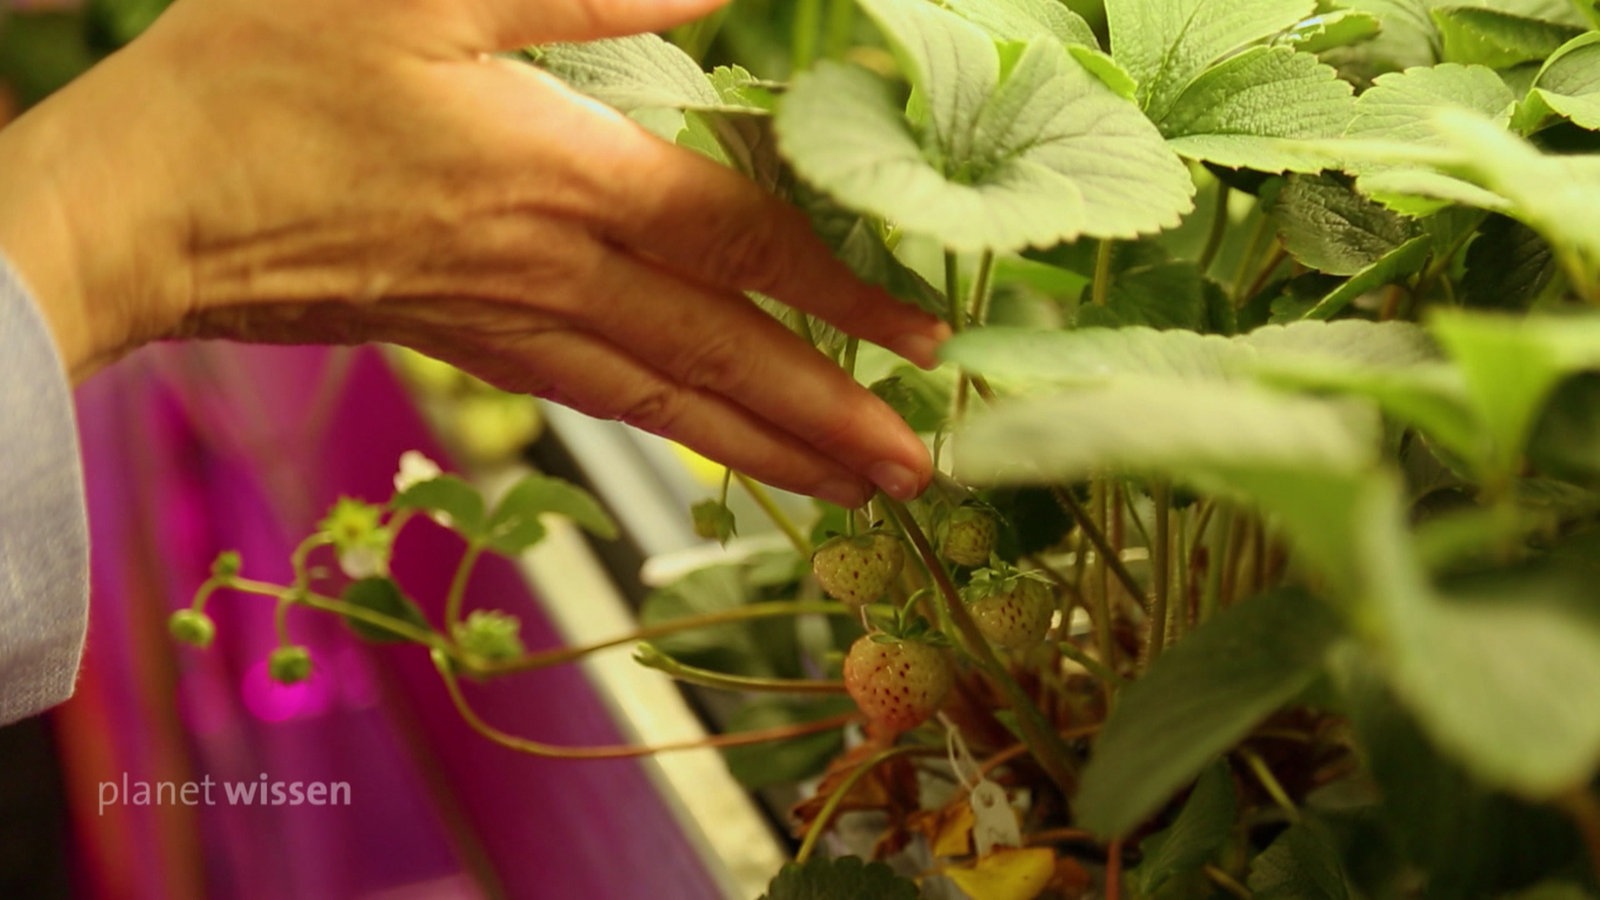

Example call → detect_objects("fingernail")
815 478 870 509
891 333 943 370
869 461 921 501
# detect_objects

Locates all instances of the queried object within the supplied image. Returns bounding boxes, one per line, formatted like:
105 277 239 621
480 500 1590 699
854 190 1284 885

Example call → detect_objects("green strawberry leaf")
1105 0 1316 122
1247 819 1353 899
1272 10 1383 54
1300 233 1433 320
485 473 617 555
392 475 486 538
535 34 721 111
340 577 431 643
942 319 1435 387
758 856 919 900
1385 574 1600 798
777 0 1192 252
1158 45 1356 173
1344 63 1516 212
941 0 1098 47
1461 214 1557 310
1077 260 1215 331
1132 762 1237 894
1273 173 1421 276
1077 590 1345 837
1521 33 1600 131
1430 6 1582 69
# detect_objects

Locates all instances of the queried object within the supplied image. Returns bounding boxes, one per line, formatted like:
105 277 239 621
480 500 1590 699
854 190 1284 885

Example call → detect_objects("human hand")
0 0 949 506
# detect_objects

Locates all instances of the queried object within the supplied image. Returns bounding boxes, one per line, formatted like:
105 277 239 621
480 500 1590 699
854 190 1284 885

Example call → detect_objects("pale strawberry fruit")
842 636 953 733
939 505 999 567
966 572 1055 650
811 532 905 607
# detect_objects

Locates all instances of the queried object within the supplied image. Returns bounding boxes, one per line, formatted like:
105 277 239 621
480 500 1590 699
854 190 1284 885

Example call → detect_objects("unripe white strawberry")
965 571 1055 650
939 505 999 567
811 532 905 607
842 635 953 733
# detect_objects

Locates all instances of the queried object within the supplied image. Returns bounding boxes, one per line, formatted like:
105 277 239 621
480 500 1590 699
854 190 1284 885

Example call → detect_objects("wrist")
0 41 190 381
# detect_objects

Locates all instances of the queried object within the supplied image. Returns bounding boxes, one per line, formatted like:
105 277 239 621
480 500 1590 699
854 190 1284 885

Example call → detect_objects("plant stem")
823 0 856 58
634 645 847 694
791 0 822 71
437 652 861 761
483 600 850 675
444 543 484 633
883 496 1081 795
226 578 450 650
1090 480 1116 686
1091 239 1115 307
1199 181 1232 274
735 472 812 555
1240 747 1301 823
1106 837 1124 900
944 251 963 332
1230 211 1273 304
1058 641 1127 686
954 251 997 423
1242 244 1289 308
794 745 926 863
1200 506 1234 624
1204 864 1253 899
1050 487 1145 615
1148 482 1172 665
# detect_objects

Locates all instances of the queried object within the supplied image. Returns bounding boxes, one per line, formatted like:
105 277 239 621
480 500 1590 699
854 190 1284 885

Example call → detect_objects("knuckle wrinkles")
705 217 788 292
675 332 754 392
615 384 684 436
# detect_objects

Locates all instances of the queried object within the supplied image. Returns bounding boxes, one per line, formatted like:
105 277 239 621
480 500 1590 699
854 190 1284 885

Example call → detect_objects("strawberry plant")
170 0 1600 897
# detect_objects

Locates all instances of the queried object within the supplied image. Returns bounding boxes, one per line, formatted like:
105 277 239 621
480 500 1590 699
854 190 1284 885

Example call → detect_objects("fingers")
592 133 951 369
573 251 934 500
452 0 731 49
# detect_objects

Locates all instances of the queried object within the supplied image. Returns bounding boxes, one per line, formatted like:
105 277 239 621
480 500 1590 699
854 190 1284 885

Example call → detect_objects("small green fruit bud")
453 610 527 662
168 609 216 649
210 551 242 579
268 645 314 684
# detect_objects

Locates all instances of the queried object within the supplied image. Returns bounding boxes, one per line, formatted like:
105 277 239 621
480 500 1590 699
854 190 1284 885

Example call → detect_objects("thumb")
458 0 731 49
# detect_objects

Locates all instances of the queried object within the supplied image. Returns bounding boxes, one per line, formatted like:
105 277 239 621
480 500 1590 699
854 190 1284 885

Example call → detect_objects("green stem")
274 595 294 646
1198 181 1231 274
953 251 997 424
1148 482 1172 666
823 0 856 58
1091 480 1114 668
1241 244 1289 309
1091 239 1115 307
943 251 963 332
1058 641 1128 686
634 644 847 695
1050 487 1145 611
1231 211 1273 304
882 496 1081 795
438 652 861 761
226 578 450 651
484 601 851 675
735 472 812 555
1201 506 1234 624
1204 865 1253 899
842 336 860 379
794 746 927 863
1240 747 1301 822
445 543 484 633
791 0 822 71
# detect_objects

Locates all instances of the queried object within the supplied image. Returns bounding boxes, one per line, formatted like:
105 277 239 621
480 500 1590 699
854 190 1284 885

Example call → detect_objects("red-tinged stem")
1106 837 1125 900
882 497 1079 797
435 652 859 760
